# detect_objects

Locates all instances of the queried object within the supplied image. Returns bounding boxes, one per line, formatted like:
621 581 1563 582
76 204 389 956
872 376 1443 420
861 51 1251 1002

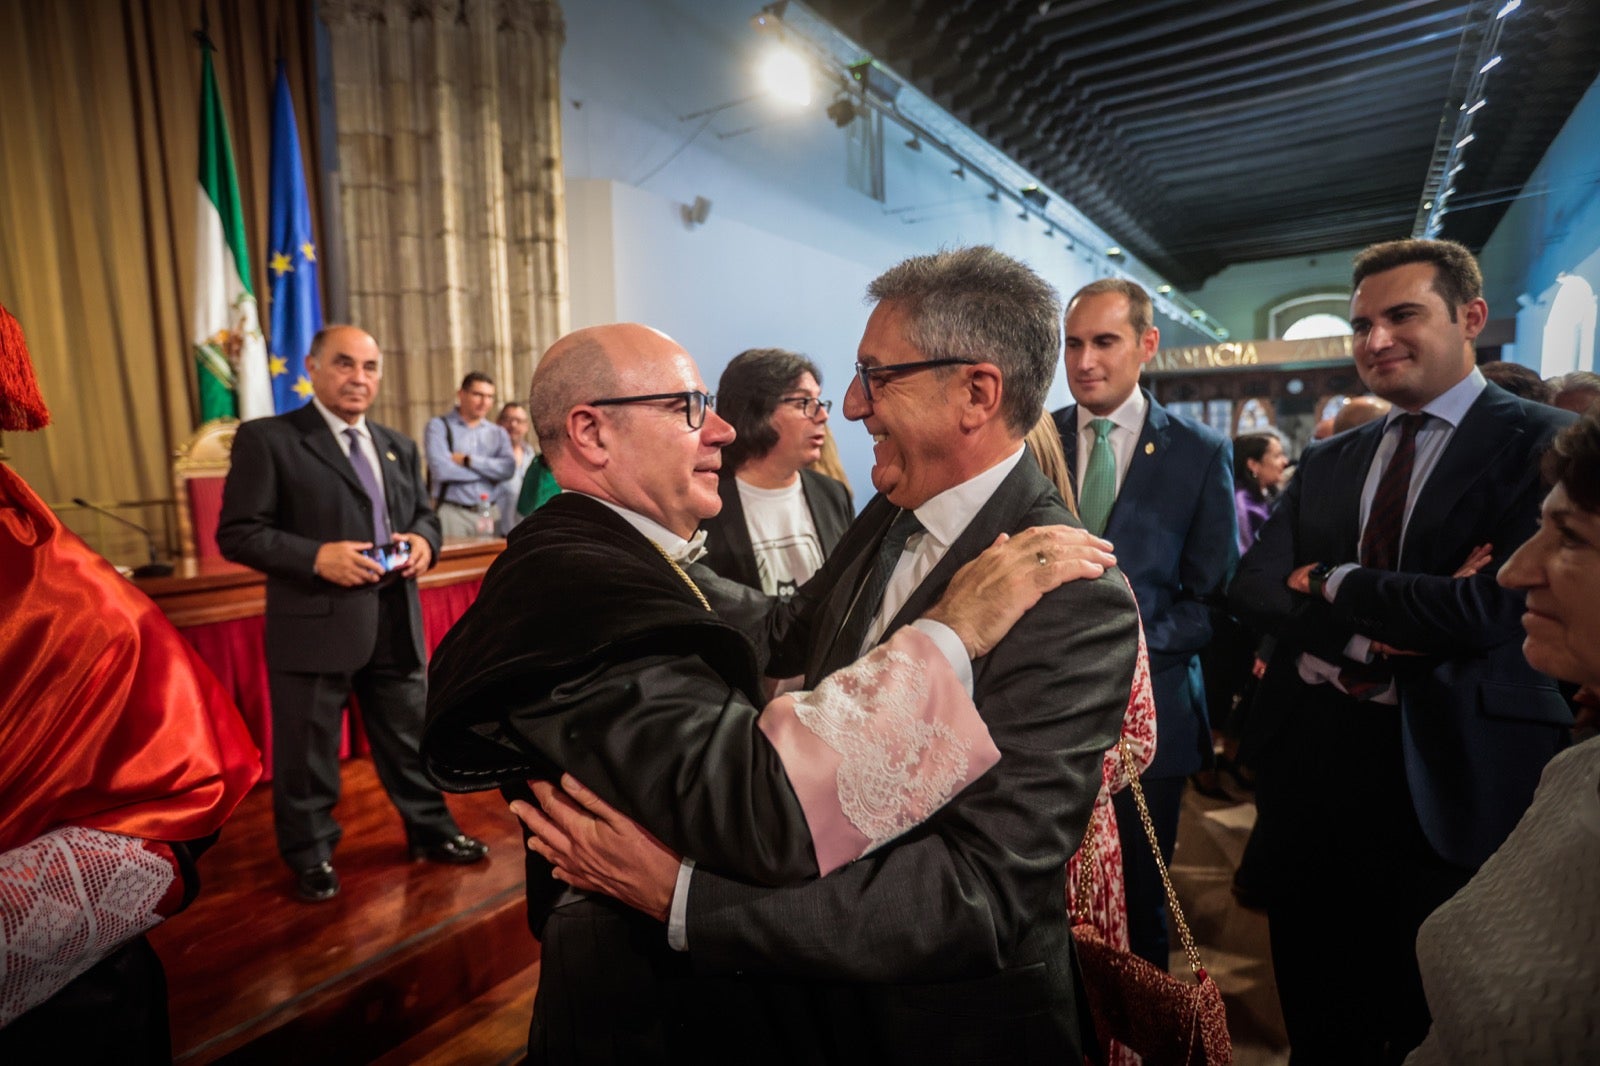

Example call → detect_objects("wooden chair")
173 418 238 562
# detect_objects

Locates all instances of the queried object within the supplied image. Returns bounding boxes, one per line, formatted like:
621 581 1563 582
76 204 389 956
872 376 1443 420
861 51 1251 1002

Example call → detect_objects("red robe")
0 462 261 853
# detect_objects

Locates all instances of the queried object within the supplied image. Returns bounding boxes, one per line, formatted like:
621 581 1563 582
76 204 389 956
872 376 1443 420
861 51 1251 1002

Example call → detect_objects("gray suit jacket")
689 454 1139 1063
217 401 442 674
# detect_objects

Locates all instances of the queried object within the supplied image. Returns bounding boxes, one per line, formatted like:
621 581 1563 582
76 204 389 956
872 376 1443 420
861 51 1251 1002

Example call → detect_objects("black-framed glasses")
778 395 833 420
589 390 716 429
854 359 978 403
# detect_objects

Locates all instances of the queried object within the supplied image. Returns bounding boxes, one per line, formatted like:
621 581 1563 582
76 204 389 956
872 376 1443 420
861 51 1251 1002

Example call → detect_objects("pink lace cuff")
759 626 1001 876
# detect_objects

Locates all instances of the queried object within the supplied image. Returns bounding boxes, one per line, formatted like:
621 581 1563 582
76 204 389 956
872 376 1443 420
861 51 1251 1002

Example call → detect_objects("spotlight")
1156 284 1173 294
759 46 811 107
826 97 859 128
1017 209 1029 221
1478 55 1501 74
1106 246 1123 257
986 188 1000 202
905 135 922 151
1019 184 1048 210
751 0 789 30
951 164 966 180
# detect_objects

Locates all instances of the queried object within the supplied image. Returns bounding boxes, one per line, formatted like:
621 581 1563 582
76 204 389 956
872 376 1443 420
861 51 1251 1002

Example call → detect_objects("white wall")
559 0 1209 499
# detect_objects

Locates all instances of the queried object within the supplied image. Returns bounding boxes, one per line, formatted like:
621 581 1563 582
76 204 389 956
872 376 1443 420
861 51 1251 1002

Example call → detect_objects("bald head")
306 324 382 423
528 323 732 537
1333 394 1391 435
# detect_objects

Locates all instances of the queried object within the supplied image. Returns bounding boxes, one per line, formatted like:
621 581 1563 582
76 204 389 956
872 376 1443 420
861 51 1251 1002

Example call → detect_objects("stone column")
319 0 567 440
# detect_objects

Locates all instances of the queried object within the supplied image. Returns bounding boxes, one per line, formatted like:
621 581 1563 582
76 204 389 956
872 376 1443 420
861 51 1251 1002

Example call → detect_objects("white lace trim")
0 826 173 1027
792 647 973 852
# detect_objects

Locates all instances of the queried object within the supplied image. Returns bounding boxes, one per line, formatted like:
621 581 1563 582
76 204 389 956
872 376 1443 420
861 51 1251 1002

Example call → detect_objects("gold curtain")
0 0 321 552
319 0 569 442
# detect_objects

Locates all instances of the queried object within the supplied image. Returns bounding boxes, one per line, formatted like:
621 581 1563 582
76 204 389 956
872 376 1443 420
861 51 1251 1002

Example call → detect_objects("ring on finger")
1035 550 1049 567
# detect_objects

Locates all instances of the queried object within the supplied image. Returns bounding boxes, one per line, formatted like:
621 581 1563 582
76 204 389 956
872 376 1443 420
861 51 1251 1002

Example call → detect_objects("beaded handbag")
1071 737 1232 1065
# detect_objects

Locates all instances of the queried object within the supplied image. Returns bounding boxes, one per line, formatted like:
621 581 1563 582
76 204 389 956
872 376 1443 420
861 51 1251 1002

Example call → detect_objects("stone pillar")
319 0 567 440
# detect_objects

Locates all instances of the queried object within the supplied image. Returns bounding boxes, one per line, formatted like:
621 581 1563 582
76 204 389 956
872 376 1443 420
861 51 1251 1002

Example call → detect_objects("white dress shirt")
310 393 389 529
1073 386 1147 498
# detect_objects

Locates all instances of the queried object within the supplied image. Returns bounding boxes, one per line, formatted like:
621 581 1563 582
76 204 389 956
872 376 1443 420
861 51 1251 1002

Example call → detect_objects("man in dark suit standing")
520 247 1142 1064
1229 240 1574 1062
1051 278 1237 969
218 325 486 903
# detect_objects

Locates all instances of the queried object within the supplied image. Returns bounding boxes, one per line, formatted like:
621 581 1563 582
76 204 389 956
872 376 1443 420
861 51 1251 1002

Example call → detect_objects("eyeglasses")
854 359 978 403
589 390 716 429
778 395 833 420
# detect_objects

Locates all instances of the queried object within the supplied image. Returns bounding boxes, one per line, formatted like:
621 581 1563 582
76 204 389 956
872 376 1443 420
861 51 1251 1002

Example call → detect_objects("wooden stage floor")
149 757 539 1064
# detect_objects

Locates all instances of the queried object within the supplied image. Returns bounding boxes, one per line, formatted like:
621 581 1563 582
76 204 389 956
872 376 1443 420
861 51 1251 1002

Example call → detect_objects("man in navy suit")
1230 240 1574 1062
1051 279 1237 970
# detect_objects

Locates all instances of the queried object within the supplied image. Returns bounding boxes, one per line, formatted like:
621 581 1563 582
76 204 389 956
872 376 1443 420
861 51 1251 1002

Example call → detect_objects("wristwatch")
1306 562 1337 601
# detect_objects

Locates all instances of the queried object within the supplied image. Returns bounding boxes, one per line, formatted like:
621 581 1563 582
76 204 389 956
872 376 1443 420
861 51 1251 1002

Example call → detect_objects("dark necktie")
1359 413 1428 570
344 427 390 544
1341 413 1428 698
832 508 925 664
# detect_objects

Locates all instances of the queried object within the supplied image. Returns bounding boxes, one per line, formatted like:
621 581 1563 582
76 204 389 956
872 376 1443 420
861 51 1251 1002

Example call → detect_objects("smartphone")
361 539 412 574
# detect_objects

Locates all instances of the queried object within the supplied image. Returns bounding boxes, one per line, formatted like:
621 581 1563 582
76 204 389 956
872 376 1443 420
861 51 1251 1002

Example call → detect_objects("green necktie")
1078 418 1117 536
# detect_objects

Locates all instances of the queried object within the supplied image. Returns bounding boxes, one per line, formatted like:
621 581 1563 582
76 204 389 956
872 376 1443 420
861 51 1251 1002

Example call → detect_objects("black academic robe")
422 493 820 1064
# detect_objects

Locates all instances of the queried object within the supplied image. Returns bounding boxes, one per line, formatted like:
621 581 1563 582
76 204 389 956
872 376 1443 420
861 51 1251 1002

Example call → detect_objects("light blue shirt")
424 409 515 508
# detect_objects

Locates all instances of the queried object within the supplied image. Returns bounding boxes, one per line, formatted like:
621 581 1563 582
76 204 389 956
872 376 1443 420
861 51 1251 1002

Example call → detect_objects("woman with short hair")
700 349 852 599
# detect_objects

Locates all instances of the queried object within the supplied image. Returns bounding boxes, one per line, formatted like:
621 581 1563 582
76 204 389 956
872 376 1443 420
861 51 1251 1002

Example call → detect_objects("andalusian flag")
193 46 271 423
267 60 322 413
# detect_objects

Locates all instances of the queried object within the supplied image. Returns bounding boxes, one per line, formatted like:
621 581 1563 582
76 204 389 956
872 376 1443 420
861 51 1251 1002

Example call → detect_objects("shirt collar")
911 444 1027 548
311 394 368 440
1076 386 1147 437
574 492 708 563
1385 365 1486 431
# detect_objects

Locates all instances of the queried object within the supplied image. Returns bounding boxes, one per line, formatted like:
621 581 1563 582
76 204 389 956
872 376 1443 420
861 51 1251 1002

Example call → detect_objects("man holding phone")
218 324 486 903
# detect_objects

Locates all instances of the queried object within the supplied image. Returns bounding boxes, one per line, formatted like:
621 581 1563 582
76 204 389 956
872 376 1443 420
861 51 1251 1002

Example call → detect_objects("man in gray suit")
217 325 486 902
521 247 1141 1064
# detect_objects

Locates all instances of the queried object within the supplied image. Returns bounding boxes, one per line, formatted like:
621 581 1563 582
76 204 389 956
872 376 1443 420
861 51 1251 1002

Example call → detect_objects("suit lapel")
1104 392 1166 541
878 455 1043 641
1057 406 1081 496
294 405 366 497
370 422 402 530
1403 386 1521 569
813 500 897 679
716 475 759 589
1325 420 1384 560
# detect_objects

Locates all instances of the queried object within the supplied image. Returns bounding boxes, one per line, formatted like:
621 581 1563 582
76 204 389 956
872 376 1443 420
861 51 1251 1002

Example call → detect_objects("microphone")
72 497 175 578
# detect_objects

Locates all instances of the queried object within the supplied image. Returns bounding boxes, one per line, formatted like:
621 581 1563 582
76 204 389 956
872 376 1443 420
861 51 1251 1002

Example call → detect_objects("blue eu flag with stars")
267 61 322 413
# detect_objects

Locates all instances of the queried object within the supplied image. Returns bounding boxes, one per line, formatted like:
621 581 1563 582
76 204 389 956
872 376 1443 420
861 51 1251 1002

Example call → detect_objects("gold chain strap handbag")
1070 737 1233 1065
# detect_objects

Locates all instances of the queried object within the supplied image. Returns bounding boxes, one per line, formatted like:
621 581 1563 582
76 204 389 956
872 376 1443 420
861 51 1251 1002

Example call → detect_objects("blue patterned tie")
1078 418 1117 536
344 427 390 544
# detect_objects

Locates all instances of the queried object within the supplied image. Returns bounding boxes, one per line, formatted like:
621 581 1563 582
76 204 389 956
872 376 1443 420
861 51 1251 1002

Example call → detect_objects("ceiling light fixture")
758 46 812 107
1465 98 1487 115
905 135 922 151
1479 55 1502 74
1497 0 1521 18
1455 132 1476 149
825 96 859 128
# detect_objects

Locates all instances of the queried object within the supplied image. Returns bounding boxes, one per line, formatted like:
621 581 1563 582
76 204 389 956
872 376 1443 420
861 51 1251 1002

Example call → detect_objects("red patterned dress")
1067 617 1157 1066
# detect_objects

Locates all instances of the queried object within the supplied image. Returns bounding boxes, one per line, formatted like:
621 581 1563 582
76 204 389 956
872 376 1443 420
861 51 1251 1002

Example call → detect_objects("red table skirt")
177 581 482 780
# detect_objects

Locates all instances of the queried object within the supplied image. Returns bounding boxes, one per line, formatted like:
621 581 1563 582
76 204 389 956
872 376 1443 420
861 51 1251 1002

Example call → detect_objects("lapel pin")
386 450 397 461
1144 442 1155 455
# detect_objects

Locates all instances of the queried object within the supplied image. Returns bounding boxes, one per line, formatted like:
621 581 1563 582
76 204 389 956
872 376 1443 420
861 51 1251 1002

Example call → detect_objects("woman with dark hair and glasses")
700 348 853 599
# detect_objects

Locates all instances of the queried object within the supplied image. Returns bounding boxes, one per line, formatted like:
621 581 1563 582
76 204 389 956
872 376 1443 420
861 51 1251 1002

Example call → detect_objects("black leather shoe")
294 861 340 903
408 833 488 865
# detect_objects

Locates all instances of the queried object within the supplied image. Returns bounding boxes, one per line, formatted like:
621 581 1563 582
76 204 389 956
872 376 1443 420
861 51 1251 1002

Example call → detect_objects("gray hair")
528 336 620 456
867 246 1061 435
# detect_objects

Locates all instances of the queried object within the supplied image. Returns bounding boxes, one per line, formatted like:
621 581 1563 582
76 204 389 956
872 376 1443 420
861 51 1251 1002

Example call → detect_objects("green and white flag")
193 48 271 423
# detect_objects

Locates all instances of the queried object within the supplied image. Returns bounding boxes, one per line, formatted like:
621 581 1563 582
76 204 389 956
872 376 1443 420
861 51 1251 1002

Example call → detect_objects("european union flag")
267 61 322 413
